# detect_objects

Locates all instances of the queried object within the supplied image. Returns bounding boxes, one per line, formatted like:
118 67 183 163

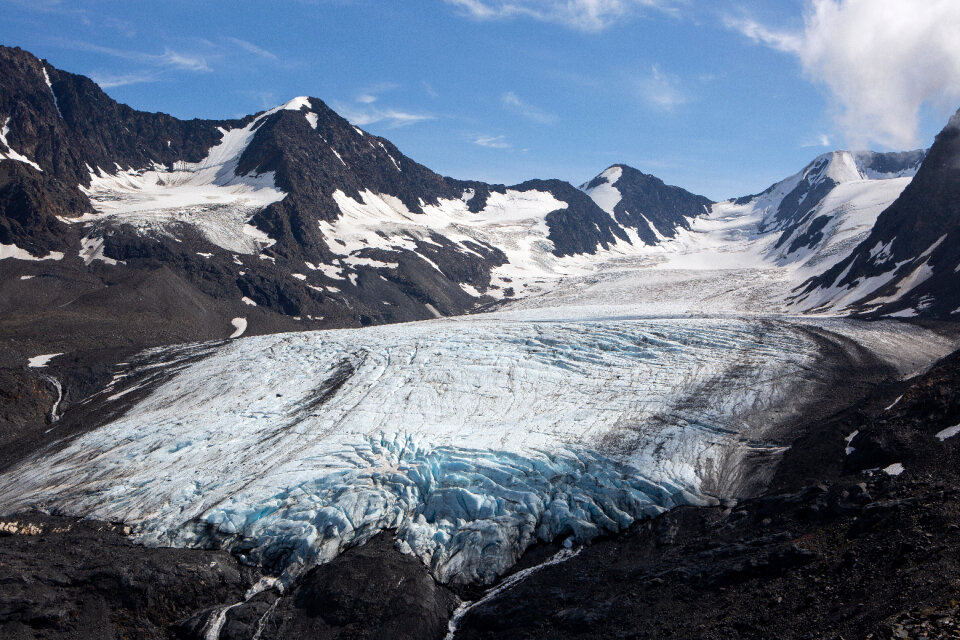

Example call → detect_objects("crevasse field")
0 311 953 586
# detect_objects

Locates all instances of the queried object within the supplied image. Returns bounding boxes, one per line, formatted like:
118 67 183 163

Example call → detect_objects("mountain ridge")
2 42 960 340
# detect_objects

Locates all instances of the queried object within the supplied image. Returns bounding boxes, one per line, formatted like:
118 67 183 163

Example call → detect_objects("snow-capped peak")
802 151 866 186
280 96 313 112
582 165 623 216
797 149 925 188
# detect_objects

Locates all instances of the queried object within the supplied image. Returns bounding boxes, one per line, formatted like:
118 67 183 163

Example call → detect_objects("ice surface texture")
3 316 949 585
0 317 820 584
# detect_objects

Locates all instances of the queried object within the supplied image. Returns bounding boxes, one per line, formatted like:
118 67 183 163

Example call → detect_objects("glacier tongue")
0 316 904 585
193 435 698 585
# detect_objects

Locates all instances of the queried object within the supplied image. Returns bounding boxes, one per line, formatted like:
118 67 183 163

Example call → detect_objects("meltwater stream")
0 316 949 586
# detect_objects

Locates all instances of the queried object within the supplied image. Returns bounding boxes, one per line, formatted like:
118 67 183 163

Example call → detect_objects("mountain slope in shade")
792 109 960 317
581 164 713 245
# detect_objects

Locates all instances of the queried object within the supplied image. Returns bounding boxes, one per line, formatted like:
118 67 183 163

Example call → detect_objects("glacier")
0 313 954 586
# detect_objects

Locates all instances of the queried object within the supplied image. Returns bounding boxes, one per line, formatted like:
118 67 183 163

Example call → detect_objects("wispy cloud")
725 16 802 53
335 102 435 128
727 0 960 149
3 0 91 23
333 83 432 127
89 71 159 88
423 81 439 98
51 39 212 72
801 133 833 148
156 49 210 72
638 64 688 111
502 91 558 124
225 37 278 61
103 17 137 38
474 134 511 148
443 0 680 32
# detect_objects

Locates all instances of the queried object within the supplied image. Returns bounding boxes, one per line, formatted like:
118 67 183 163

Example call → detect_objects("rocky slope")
793 109 960 317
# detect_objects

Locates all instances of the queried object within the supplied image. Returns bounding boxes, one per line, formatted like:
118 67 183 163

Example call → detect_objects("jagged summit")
581 163 712 245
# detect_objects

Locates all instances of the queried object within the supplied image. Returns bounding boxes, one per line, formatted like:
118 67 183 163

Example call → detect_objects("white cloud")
727 0 960 149
89 72 158 88
336 103 434 128
474 134 511 148
502 91 558 124
333 84 430 128
444 0 679 32
639 64 688 111
725 16 801 53
801 133 833 148
157 49 211 72
52 39 212 73
225 37 278 61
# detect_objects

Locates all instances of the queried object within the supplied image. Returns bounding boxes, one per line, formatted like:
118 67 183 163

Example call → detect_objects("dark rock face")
521 178 630 256
0 512 256 640
581 164 713 245
0 46 233 188
0 161 86 256
794 112 960 317
177 533 457 640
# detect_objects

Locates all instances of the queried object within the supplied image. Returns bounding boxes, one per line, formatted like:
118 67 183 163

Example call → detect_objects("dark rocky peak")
237 96 462 219
0 45 236 188
581 163 712 245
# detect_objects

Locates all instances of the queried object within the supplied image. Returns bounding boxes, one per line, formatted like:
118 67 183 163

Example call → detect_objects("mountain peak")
580 163 712 246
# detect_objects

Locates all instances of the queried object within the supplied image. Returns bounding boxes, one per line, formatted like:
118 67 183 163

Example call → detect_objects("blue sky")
3 0 958 200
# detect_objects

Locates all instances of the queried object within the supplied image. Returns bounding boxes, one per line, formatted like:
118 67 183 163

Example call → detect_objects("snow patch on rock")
72 104 289 254
0 117 42 171
229 318 247 338
28 353 63 368
935 425 960 441
1 243 64 262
